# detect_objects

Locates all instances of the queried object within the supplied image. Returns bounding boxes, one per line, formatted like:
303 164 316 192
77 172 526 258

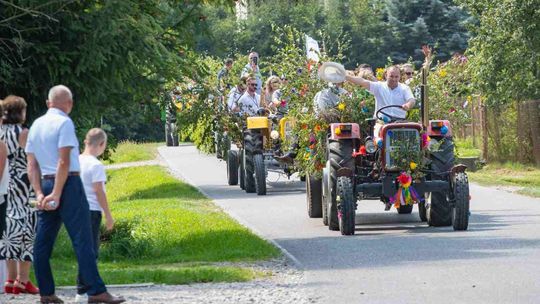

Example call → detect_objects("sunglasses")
248 83 257 87
405 72 413 76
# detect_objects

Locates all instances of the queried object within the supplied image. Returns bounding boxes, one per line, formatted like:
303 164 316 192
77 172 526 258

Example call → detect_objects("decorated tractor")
307 103 470 235
226 111 297 195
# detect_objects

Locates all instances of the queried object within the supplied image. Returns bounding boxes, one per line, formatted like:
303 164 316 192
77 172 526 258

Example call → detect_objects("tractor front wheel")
227 150 238 185
396 204 413 214
337 176 356 235
452 172 470 231
254 154 266 195
307 175 322 218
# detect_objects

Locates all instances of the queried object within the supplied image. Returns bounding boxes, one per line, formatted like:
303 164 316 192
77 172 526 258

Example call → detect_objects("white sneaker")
74 293 88 303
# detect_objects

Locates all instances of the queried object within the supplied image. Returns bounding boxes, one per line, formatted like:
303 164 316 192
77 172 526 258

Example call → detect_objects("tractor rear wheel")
452 172 470 231
254 154 266 195
227 150 238 185
337 176 356 235
427 138 454 227
307 175 322 218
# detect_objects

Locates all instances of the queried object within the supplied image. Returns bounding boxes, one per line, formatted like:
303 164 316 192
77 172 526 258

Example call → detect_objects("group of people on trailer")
216 52 417 135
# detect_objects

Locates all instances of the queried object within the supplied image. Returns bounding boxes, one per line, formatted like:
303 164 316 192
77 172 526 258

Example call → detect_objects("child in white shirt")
76 128 114 300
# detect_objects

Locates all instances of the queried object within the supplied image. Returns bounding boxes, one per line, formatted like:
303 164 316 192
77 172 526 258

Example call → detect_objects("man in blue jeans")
26 85 124 304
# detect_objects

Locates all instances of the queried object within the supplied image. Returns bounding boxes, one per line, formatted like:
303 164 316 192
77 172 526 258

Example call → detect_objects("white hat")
318 62 346 83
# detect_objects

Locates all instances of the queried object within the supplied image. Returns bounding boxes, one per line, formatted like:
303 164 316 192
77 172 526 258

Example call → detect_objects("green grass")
104 141 162 164
45 166 280 285
455 138 482 158
468 162 540 197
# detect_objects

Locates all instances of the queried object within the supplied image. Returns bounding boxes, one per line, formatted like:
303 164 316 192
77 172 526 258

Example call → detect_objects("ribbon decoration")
390 172 422 208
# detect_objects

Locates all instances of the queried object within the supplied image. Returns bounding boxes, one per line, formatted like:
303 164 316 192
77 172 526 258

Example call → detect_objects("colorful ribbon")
390 172 422 208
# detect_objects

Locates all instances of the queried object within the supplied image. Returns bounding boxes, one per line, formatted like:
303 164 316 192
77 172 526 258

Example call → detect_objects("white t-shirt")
237 92 261 116
227 87 244 111
79 154 106 212
368 81 414 119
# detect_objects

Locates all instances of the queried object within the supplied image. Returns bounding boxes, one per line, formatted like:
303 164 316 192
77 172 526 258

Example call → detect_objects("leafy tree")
0 0 234 139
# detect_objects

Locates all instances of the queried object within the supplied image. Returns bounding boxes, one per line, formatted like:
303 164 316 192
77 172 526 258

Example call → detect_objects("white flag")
305 34 320 63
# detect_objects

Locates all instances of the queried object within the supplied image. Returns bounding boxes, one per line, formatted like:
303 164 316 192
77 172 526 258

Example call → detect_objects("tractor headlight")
365 139 377 154
270 130 280 140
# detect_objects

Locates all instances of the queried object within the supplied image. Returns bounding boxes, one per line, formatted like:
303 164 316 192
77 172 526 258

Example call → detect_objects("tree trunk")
491 107 503 161
526 100 540 167
481 101 488 162
517 101 527 163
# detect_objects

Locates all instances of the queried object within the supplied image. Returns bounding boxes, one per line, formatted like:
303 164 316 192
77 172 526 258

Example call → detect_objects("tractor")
226 110 297 195
307 73 470 236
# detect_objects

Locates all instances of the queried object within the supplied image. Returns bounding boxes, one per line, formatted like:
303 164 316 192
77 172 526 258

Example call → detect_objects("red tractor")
307 105 470 236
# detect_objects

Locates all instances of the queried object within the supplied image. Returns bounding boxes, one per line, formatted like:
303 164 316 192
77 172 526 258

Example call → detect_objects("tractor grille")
384 128 420 170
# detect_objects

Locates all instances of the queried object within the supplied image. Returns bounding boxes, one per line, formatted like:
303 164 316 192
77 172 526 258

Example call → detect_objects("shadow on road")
275 211 538 270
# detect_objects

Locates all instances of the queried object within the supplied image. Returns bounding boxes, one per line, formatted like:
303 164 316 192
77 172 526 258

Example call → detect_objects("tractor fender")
329 123 361 140
427 120 452 137
450 164 468 177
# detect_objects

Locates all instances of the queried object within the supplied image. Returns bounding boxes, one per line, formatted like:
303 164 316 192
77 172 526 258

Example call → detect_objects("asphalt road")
159 145 540 304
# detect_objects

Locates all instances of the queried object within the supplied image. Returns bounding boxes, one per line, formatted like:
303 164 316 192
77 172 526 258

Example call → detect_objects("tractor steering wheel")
375 104 407 123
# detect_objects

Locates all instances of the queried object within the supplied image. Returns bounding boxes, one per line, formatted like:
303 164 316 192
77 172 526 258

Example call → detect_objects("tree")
382 0 471 65
0 0 234 138
457 0 540 165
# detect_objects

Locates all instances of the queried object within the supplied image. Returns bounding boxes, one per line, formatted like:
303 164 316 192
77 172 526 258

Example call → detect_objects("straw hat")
318 62 346 83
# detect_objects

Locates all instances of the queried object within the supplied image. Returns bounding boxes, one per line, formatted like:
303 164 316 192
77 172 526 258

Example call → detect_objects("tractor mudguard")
450 164 468 177
329 123 360 140
247 117 269 129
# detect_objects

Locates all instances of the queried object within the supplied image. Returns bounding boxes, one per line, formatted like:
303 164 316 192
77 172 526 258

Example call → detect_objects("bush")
100 217 152 260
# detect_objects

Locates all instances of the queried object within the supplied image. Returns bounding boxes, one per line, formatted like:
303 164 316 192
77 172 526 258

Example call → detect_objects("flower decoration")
438 69 447 77
280 100 287 107
376 67 385 80
410 161 417 170
421 133 431 149
337 103 345 111
440 125 448 135
390 172 422 208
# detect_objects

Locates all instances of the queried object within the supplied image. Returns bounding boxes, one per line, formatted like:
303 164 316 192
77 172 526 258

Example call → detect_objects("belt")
42 172 80 180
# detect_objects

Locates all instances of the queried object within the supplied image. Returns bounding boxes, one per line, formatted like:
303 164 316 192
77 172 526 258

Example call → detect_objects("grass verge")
104 141 162 164
45 165 280 285
454 138 482 158
468 162 540 197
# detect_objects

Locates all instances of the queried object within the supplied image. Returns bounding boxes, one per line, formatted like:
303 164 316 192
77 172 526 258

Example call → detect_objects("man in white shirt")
346 65 415 137
26 85 124 304
237 76 262 116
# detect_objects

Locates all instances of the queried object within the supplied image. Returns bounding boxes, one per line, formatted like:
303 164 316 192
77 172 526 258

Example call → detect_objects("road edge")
157 146 304 270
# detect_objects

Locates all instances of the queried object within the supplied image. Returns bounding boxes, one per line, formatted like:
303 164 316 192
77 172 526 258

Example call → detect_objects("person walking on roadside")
0 96 39 295
25 85 125 304
75 128 116 303
241 52 262 94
